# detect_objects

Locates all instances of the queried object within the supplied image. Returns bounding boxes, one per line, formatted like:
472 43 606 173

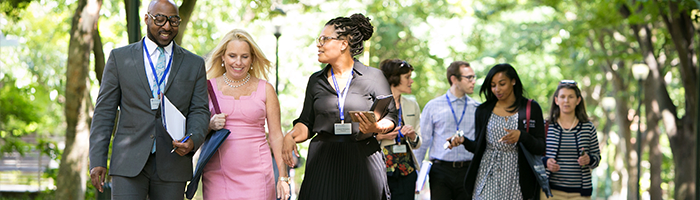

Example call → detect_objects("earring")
221 60 225 68
341 47 346 51
250 64 253 70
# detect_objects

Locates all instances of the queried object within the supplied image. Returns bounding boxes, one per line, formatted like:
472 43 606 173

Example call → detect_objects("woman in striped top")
542 80 601 200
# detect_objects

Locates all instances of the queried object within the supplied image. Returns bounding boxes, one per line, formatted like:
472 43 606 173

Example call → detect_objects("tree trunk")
656 1 698 199
93 27 105 84
174 0 196 45
125 0 141 43
56 0 102 199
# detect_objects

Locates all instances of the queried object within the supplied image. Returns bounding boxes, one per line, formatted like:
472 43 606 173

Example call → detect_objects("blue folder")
185 128 231 199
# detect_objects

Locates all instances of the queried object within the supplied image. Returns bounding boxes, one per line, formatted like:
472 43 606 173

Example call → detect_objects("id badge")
334 123 352 135
392 144 408 153
456 130 464 137
150 98 160 110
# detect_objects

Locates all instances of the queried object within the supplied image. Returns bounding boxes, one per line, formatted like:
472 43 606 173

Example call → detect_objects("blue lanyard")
331 68 353 122
142 40 173 98
445 94 468 131
396 106 404 144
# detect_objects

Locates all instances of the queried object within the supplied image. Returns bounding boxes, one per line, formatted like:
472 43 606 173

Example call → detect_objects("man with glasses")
414 61 479 200
89 0 209 199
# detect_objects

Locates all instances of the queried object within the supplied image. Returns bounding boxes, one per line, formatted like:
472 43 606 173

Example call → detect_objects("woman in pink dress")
202 29 290 200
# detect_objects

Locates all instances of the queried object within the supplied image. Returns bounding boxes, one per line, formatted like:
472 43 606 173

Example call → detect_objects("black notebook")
370 95 393 120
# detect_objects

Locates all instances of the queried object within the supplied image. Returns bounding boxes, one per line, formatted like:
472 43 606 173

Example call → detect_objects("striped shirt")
544 121 600 196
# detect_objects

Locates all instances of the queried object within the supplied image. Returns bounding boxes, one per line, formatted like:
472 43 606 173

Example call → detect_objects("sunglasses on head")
560 80 577 86
399 60 409 68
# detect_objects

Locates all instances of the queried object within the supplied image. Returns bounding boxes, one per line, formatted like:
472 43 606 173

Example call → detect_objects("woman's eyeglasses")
560 80 577 86
317 36 341 46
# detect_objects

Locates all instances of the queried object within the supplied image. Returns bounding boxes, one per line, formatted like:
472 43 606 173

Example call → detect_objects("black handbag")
522 99 553 198
185 79 232 199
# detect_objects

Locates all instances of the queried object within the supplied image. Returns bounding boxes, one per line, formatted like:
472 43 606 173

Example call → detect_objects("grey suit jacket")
89 40 210 182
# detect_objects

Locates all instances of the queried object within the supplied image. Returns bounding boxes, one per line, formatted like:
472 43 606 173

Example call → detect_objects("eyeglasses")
559 80 577 86
317 36 341 46
461 75 477 81
147 13 182 27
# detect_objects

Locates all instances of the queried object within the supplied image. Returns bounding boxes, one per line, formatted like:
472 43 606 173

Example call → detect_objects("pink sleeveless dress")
202 79 275 200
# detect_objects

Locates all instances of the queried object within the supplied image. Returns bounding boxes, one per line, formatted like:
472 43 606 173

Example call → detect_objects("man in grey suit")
89 0 209 199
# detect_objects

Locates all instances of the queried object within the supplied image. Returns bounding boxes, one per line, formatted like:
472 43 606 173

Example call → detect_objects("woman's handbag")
185 79 232 199
521 99 553 198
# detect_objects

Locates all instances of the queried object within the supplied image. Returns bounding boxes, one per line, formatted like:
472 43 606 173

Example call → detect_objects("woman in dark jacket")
448 63 546 200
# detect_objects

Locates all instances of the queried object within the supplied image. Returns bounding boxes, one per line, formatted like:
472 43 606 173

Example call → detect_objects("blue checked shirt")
413 91 480 167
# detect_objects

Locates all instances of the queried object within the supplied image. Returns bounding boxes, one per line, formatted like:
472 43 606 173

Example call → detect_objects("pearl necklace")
223 72 250 88
560 117 578 132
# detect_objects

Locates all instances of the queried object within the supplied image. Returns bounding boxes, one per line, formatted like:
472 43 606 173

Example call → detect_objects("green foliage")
0 0 32 20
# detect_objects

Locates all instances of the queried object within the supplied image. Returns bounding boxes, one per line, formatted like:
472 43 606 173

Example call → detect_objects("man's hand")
171 139 194 156
90 166 107 193
499 128 521 144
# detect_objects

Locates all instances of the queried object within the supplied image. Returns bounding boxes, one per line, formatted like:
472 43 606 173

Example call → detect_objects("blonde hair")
205 29 271 80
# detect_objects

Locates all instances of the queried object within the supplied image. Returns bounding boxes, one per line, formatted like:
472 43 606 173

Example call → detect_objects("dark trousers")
388 171 418 200
428 161 470 200
111 153 186 200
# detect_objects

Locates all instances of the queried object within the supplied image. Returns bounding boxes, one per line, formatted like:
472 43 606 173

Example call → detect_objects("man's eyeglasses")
461 75 477 81
317 36 341 46
147 13 181 27
560 80 577 86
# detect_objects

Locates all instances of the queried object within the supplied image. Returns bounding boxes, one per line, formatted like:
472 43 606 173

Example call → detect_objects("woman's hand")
276 178 291 200
282 133 299 168
578 148 590 166
446 135 464 149
547 158 560 172
376 127 399 141
401 125 417 141
356 113 384 134
499 128 520 144
209 113 227 130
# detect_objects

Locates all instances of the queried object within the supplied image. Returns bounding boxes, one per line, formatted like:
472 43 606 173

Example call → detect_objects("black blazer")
461 97 546 199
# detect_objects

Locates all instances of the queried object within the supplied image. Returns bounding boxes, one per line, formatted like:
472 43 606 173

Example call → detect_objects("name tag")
392 144 407 153
334 123 352 135
150 98 160 110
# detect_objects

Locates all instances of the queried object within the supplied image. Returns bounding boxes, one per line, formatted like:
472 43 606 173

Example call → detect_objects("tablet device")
349 111 376 123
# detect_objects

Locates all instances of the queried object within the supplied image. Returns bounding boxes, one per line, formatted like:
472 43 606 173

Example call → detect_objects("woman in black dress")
281 13 397 200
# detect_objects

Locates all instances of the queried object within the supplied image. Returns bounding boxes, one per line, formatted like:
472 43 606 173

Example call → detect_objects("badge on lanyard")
143 40 173 111
331 68 354 135
334 123 352 135
150 98 160 110
392 144 408 153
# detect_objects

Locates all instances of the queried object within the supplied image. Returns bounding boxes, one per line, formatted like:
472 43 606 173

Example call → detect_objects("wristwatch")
279 176 290 183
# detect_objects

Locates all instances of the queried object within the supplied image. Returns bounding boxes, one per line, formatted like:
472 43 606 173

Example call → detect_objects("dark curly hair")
325 13 374 57
380 59 414 87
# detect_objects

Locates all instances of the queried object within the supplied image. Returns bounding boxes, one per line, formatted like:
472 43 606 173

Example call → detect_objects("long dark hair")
380 59 413 87
479 63 525 113
548 83 590 123
325 13 374 57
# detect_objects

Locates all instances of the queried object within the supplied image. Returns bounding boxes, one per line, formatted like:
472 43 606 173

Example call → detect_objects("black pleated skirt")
298 133 390 200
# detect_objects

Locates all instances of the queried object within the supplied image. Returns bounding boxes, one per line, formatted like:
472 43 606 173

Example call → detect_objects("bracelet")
279 176 290 183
